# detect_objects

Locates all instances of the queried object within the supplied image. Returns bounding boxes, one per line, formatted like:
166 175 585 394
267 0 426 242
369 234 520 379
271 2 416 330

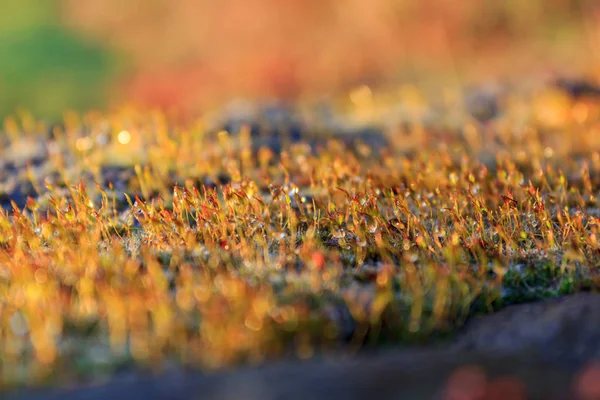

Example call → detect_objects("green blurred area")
0 0 117 120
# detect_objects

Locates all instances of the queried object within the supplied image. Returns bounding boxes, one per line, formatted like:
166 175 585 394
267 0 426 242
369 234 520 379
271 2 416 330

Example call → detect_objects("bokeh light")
117 130 131 145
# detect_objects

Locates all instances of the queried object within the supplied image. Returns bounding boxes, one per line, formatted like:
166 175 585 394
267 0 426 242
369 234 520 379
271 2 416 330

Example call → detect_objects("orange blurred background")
2 0 600 116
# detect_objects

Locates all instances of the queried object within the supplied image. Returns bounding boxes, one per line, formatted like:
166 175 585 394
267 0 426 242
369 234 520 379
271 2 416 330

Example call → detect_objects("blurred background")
1 0 600 118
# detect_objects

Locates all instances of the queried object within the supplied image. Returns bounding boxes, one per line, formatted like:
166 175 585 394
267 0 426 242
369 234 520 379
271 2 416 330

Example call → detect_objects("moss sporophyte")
1 82 600 384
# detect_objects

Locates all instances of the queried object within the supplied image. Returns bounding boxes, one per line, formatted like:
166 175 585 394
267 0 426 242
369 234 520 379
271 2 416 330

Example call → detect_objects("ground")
2 76 600 398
